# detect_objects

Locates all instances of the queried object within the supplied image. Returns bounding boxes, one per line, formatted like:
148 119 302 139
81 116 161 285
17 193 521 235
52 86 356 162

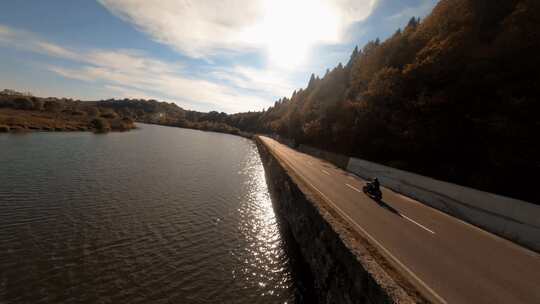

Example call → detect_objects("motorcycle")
363 182 382 201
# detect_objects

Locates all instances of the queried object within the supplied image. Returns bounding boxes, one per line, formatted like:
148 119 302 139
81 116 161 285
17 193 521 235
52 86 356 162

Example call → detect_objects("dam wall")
255 136 419 304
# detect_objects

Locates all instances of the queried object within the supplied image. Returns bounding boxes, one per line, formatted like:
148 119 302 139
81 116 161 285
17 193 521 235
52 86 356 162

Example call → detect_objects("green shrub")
32 99 44 111
100 110 117 119
90 118 111 133
44 100 64 112
84 106 100 117
13 97 34 110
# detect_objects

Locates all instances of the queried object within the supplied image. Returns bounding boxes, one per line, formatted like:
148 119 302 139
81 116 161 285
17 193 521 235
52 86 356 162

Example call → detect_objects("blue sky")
0 0 437 113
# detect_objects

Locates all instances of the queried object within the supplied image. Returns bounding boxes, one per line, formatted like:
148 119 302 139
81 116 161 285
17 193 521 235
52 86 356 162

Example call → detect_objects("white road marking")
321 169 330 176
390 191 540 257
344 185 435 234
346 183 362 193
265 140 447 304
401 214 436 234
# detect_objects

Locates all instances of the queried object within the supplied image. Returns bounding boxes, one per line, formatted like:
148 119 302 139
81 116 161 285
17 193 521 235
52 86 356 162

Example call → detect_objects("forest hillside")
213 0 540 202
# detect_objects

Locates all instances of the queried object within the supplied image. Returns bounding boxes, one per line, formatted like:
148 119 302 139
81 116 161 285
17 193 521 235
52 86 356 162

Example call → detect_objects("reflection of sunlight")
243 0 340 68
237 143 292 298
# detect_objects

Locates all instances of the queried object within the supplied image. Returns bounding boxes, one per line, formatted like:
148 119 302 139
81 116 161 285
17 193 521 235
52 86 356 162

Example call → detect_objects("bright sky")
0 0 437 113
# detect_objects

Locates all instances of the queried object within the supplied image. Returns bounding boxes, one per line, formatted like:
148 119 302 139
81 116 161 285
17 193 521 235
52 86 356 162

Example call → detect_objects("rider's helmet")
373 177 379 183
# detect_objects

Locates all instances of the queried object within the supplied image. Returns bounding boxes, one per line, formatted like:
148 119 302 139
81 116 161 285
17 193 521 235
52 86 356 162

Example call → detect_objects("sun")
243 0 341 68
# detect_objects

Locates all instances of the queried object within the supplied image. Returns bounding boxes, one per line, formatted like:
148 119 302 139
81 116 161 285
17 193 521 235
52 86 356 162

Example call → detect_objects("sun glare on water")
244 0 341 68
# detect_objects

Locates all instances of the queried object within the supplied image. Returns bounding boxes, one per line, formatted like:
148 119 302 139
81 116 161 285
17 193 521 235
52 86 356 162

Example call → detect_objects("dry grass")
0 109 133 132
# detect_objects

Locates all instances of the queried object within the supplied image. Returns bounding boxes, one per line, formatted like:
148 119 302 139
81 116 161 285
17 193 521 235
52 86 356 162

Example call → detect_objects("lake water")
0 124 306 303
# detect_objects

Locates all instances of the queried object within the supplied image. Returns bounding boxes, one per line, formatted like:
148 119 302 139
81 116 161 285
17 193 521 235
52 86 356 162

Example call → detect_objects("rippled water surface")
0 124 300 303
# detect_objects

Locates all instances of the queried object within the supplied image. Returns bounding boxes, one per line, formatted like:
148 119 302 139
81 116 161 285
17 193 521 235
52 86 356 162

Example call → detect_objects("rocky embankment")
255 136 423 304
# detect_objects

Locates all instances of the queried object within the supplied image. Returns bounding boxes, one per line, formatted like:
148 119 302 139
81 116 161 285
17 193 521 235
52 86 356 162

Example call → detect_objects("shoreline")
0 108 136 133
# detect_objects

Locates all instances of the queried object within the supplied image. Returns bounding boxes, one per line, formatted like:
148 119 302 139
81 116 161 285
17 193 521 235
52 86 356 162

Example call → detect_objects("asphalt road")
260 136 540 304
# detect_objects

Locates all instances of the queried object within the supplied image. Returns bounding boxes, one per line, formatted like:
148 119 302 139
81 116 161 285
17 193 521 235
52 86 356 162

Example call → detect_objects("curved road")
260 136 540 304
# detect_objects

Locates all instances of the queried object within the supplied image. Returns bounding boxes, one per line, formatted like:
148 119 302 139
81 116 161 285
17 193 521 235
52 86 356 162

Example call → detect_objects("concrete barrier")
347 157 540 252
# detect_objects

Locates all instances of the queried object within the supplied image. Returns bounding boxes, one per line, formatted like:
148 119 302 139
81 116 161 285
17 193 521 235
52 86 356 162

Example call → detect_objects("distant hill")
0 93 136 132
0 92 249 136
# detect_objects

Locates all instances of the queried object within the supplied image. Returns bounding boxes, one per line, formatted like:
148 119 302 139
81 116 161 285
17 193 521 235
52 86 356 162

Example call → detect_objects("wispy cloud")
0 24 281 113
0 25 80 60
0 1 383 112
97 0 378 59
212 66 296 98
98 0 262 58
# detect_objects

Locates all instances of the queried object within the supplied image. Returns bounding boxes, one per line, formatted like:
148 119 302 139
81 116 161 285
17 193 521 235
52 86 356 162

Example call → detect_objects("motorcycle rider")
363 177 382 200
368 177 380 193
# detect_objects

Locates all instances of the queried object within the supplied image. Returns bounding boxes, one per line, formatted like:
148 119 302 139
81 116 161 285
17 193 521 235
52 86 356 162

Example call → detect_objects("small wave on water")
0 124 308 304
